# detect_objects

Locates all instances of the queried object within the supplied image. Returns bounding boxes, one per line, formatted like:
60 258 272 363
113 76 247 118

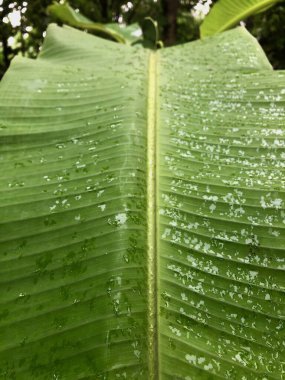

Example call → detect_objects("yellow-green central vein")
147 50 159 380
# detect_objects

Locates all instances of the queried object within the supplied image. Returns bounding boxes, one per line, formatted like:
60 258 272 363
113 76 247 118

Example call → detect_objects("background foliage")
0 0 285 78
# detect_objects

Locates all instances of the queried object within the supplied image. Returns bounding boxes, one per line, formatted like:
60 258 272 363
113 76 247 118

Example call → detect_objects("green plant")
47 2 126 43
48 3 161 48
0 24 284 379
200 0 283 37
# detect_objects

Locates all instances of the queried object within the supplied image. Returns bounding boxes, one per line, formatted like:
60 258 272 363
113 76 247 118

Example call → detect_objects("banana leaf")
200 0 282 38
47 2 126 43
0 24 284 379
48 2 143 46
106 23 142 45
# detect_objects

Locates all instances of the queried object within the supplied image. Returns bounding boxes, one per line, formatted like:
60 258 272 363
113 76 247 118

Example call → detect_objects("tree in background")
247 2 285 70
0 0 284 79
0 0 52 75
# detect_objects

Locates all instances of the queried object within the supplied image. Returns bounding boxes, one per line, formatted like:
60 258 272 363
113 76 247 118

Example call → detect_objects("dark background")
1 0 285 79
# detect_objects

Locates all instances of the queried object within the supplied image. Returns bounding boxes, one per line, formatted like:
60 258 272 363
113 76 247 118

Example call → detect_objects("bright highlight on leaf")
0 24 284 379
200 0 282 37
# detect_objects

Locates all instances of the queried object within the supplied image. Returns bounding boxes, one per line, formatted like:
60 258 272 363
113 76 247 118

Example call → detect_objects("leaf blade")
158 28 285 379
0 25 149 379
0 25 284 380
200 0 282 38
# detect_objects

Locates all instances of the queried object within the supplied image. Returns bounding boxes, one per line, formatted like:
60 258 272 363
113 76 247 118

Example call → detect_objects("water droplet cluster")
158 27 285 378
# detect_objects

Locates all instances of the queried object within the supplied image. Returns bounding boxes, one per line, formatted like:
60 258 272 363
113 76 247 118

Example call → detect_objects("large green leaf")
0 24 284 379
200 0 282 38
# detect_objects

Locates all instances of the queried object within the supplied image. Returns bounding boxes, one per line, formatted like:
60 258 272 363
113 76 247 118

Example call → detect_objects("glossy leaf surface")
0 25 284 379
200 0 281 37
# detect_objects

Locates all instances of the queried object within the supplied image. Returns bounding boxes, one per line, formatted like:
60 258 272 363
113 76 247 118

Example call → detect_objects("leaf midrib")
147 50 159 379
